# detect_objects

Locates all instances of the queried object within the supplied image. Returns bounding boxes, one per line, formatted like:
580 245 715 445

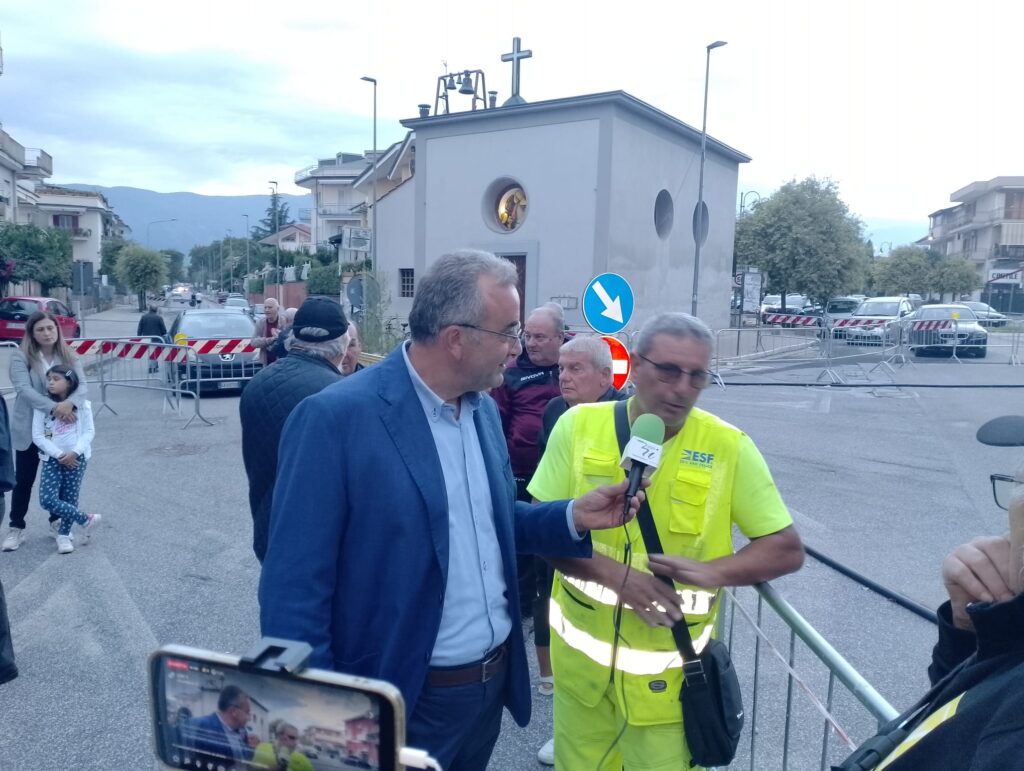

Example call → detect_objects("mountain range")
65 184 312 256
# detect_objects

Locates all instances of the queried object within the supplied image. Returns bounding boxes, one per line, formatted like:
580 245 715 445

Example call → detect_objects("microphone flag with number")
619 413 666 515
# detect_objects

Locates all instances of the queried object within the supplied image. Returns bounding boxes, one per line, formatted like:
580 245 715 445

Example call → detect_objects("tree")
872 246 931 295
0 223 73 295
733 177 867 307
160 249 186 284
115 245 168 310
306 264 340 295
101 237 128 283
250 193 295 240
930 257 980 301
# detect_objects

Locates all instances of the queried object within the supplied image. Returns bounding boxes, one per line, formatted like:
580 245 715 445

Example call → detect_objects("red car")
0 296 80 341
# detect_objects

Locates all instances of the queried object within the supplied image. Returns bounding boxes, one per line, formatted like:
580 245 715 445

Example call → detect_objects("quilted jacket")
239 351 341 561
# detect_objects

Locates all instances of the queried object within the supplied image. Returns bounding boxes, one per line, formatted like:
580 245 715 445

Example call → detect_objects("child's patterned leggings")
39 457 89 536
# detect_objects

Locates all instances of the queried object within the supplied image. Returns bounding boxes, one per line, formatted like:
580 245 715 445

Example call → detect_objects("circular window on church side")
496 184 528 231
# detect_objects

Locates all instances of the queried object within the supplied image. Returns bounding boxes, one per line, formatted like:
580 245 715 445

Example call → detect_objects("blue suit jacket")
182 712 252 765
259 347 592 726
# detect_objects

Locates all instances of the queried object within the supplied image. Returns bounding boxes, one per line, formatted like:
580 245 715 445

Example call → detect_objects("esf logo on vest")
681 449 715 469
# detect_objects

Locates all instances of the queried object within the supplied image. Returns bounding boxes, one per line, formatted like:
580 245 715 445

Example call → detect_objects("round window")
496 184 528 231
654 189 674 239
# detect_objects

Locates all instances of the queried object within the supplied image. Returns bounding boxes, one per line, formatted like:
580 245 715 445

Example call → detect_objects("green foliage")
872 247 932 295
248 278 264 295
306 264 340 295
340 258 373 274
250 193 295 240
101 237 128 281
313 247 336 267
160 249 186 284
0 223 73 295
733 178 868 305
115 245 168 294
930 257 980 300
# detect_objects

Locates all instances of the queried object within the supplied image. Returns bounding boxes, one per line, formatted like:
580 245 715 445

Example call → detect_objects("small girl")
31 366 98 555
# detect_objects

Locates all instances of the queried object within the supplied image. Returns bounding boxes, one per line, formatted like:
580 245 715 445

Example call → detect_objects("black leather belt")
427 642 508 687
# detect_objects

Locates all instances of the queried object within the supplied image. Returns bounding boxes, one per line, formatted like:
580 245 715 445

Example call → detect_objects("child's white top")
32 400 95 460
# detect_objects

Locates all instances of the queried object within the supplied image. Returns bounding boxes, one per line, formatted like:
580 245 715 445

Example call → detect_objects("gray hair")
529 303 565 333
283 307 298 323
634 312 714 356
408 250 518 343
286 330 350 361
560 334 612 371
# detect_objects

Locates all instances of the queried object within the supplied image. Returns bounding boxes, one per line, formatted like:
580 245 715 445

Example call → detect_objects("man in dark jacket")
492 304 565 617
240 298 349 562
137 304 168 372
837 415 1024 770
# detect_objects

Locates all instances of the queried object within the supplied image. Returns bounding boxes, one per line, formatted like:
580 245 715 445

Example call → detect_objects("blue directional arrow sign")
583 273 634 334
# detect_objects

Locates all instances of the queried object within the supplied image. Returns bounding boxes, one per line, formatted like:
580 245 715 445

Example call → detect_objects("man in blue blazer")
260 251 643 771
181 684 259 769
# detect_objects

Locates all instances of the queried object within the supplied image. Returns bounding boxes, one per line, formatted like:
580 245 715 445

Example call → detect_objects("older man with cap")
837 414 1024 770
240 297 349 562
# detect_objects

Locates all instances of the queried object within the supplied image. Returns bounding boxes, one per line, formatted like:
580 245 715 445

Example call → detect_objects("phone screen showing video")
152 653 395 771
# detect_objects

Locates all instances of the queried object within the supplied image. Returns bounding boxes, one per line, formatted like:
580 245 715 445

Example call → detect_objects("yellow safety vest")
548 401 743 726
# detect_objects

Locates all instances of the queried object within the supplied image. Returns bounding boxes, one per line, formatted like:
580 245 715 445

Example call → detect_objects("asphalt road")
1 310 1022 769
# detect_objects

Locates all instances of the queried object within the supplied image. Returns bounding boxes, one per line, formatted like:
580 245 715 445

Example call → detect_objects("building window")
53 214 78 230
400 268 415 298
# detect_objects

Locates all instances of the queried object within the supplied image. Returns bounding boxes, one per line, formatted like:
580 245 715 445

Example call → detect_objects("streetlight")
226 228 233 292
242 214 250 296
691 40 727 317
269 181 279 300
146 218 177 247
361 76 377 270
738 190 762 217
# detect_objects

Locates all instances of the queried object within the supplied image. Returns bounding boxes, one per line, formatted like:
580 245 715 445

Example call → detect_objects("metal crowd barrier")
718 583 899 771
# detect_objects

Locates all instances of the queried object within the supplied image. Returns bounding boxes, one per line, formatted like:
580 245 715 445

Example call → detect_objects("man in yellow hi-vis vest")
529 312 805 769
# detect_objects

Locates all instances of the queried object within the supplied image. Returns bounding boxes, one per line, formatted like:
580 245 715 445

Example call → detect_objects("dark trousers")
532 556 555 646
406 665 507 771
8 446 54 530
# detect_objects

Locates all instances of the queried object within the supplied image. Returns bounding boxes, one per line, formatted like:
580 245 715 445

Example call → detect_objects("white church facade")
371 89 749 334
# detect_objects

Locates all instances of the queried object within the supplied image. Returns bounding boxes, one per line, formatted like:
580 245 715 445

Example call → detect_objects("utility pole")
269 181 280 300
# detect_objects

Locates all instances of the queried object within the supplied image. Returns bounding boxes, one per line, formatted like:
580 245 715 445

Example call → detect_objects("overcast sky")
3 0 1021 243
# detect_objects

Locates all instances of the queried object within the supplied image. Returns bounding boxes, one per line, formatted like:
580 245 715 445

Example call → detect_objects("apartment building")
0 128 52 223
924 177 1024 312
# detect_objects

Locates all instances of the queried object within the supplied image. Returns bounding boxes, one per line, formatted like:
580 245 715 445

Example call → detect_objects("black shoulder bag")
614 400 743 768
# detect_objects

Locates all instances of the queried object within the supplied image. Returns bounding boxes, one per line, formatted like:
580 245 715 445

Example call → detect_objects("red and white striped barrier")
909 320 952 331
765 314 819 326
69 338 189 362
833 318 888 329
184 338 257 355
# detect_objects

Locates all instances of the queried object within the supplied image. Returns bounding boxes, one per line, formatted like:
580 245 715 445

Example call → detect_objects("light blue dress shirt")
402 343 512 666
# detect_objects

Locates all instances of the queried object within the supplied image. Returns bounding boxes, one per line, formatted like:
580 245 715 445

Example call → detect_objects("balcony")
318 204 362 218
70 228 92 240
21 148 53 178
0 130 26 168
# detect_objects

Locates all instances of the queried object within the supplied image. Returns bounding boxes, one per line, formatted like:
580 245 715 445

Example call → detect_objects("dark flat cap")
293 297 349 342
977 416 1024 447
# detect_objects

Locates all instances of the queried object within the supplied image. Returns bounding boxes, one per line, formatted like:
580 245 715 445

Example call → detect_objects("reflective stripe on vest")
562 574 718 615
550 599 714 675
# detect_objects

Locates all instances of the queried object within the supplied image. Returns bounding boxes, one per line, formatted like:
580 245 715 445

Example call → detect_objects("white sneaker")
1 527 26 551
537 738 555 766
56 534 74 554
81 513 101 543
49 520 60 539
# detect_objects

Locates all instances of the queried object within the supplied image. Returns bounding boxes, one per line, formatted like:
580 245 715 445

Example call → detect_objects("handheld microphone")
619 413 666 515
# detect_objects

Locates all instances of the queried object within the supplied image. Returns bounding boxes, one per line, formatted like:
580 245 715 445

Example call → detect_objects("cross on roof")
501 37 532 106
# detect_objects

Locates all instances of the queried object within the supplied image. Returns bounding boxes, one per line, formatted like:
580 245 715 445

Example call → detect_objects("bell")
446 74 456 90
459 71 475 95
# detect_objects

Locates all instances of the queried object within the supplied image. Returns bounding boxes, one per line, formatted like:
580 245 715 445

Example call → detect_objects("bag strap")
613 400 700 665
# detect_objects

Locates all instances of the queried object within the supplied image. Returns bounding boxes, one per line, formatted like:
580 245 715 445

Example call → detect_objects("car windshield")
179 313 255 338
0 299 40 317
225 298 248 308
855 301 899 316
919 306 978 321
762 295 780 305
827 299 859 314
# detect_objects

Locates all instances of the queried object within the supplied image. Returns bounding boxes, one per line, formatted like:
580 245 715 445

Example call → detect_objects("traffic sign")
602 336 631 390
583 273 634 334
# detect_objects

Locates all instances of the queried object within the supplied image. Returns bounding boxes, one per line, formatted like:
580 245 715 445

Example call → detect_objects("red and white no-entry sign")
602 335 631 390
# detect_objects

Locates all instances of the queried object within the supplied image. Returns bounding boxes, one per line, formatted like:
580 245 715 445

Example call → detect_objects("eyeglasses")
637 354 713 388
454 322 523 343
991 474 1021 511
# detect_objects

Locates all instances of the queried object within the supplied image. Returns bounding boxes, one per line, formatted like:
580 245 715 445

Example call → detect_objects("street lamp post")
269 181 280 300
242 214 250 296
691 40 727 317
361 76 378 270
146 218 177 247
226 229 233 292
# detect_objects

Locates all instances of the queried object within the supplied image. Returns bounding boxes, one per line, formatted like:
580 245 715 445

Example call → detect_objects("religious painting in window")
495 185 528 231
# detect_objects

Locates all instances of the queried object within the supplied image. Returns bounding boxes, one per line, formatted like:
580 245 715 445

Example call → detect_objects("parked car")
760 293 809 323
907 304 988 358
823 297 862 338
165 309 261 393
961 301 1009 328
0 296 80 341
843 296 914 345
224 297 249 310
215 291 229 304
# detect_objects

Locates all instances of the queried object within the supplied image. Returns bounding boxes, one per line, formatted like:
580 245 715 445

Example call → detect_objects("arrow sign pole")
592 280 623 323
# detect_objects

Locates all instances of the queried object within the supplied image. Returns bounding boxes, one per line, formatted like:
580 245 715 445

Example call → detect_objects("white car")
843 297 914 345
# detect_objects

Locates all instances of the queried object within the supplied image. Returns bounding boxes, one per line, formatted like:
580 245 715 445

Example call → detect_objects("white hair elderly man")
252 297 282 365
340 319 364 376
240 298 350 562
